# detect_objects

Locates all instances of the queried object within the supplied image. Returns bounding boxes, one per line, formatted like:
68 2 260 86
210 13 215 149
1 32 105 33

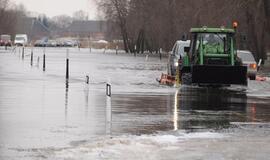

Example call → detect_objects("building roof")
67 20 107 33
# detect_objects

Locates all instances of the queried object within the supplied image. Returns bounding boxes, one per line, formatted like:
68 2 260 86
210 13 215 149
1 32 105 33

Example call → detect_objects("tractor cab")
181 27 247 86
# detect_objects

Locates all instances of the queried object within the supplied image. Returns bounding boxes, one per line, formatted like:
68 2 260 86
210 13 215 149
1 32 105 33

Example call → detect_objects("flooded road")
0 47 270 159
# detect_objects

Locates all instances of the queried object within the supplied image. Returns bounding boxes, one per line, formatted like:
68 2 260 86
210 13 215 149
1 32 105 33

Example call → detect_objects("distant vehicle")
47 40 57 47
34 37 48 47
97 40 109 44
168 40 191 76
34 40 46 47
0 34 12 46
14 34 28 46
237 50 257 80
63 40 78 47
56 40 64 47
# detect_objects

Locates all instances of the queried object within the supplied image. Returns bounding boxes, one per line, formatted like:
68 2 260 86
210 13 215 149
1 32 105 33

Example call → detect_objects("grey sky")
13 0 98 19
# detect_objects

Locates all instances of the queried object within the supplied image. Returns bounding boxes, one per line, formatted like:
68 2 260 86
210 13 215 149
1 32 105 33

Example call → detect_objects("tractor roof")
191 27 235 34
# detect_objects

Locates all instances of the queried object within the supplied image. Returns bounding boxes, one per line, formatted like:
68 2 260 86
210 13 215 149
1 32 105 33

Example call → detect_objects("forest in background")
98 0 270 61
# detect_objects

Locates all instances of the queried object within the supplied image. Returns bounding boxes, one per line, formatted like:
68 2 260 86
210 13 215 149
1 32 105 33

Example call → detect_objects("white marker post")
37 56 40 67
134 45 137 57
106 83 112 135
145 54 149 61
159 48 162 60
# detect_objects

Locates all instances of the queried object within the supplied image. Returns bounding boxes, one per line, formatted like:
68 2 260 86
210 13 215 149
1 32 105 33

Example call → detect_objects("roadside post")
66 49 69 79
22 46 25 60
104 46 107 54
116 45 118 55
88 35 91 53
43 48 46 72
145 54 149 61
134 45 137 57
86 75 89 84
159 48 162 61
258 59 263 71
106 83 112 135
37 56 40 67
30 48 33 66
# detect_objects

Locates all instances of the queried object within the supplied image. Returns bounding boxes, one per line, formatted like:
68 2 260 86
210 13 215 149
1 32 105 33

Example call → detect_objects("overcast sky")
13 0 98 19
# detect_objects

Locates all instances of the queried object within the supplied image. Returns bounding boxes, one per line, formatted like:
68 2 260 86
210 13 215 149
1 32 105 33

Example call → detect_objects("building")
66 20 107 40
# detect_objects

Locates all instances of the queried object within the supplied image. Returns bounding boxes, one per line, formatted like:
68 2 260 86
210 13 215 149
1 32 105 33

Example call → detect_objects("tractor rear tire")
181 73 192 85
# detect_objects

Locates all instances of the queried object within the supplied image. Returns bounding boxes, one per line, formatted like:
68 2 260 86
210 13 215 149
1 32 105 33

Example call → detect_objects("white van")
14 34 28 46
168 40 191 76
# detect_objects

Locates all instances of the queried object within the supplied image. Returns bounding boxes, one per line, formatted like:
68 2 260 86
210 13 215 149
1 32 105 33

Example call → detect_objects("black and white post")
106 83 112 135
66 49 69 80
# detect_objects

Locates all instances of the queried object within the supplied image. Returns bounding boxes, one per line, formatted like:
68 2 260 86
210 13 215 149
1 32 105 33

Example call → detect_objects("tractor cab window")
190 33 234 64
197 33 232 55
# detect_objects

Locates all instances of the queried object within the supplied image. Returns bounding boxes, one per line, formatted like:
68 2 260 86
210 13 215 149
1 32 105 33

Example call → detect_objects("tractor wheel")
181 73 192 85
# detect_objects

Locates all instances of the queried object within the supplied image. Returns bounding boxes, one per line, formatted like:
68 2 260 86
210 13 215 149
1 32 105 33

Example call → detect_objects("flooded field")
0 47 270 159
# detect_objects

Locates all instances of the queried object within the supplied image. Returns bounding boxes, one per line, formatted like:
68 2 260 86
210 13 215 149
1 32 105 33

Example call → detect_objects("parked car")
63 40 78 47
168 40 191 76
47 40 57 47
34 37 48 47
14 34 28 46
56 40 64 47
237 50 257 80
0 34 12 46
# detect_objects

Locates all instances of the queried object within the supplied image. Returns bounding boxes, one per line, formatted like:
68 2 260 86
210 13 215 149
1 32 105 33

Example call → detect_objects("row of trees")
0 0 27 36
97 0 270 60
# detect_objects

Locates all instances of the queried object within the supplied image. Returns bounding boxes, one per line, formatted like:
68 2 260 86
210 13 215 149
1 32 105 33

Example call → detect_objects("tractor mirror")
184 47 190 53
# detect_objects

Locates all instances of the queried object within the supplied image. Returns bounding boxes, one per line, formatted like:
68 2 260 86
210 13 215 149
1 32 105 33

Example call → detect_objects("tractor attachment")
192 65 247 86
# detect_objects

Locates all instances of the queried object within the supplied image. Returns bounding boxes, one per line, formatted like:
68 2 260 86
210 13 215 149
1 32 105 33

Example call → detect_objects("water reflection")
112 87 248 134
84 84 89 118
176 87 248 131
178 87 247 111
65 80 69 122
173 90 179 131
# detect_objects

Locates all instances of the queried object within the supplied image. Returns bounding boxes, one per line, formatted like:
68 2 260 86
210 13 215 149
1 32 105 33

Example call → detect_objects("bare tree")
0 0 24 36
97 0 270 58
73 10 89 21
51 15 73 28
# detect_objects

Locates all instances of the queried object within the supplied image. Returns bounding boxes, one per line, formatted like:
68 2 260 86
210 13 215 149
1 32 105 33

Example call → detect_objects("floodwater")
0 47 270 160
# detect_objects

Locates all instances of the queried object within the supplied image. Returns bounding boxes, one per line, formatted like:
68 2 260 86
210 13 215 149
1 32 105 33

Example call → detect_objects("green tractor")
179 26 247 86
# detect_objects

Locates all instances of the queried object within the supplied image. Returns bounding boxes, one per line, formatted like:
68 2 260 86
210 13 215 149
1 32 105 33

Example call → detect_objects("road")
0 47 270 159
